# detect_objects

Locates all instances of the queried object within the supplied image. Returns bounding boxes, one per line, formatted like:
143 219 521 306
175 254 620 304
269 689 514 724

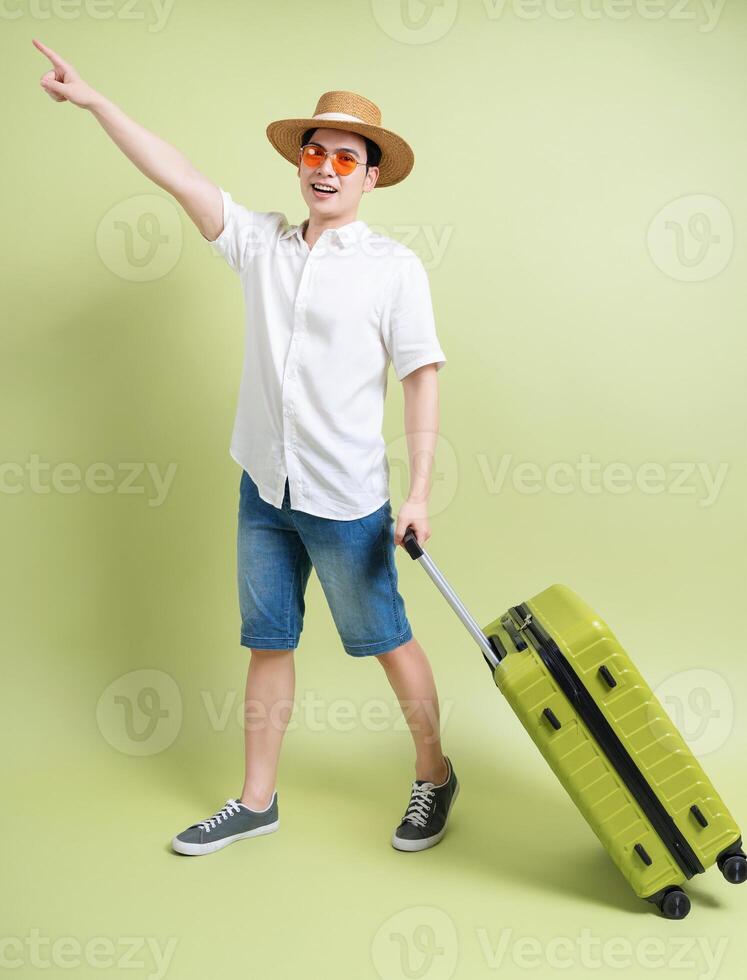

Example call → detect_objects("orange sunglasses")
300 143 366 177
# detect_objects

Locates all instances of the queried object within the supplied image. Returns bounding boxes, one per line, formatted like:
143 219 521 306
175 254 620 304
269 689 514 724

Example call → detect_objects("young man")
35 40 457 856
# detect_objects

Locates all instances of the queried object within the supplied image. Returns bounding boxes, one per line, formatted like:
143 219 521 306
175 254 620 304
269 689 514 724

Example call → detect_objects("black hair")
301 127 382 174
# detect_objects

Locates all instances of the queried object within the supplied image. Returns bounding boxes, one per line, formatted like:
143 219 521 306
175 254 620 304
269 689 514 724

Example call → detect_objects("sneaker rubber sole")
391 782 459 852
172 819 280 856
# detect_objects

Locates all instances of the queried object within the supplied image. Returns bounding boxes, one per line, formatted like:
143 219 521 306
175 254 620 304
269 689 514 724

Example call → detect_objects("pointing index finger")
32 38 69 73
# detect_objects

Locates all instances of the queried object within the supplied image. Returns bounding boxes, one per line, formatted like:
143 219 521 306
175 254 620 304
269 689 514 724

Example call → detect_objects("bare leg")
376 636 449 784
240 648 295 810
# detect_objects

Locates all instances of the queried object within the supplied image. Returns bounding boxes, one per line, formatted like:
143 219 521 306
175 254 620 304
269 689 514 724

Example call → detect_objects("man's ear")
364 166 380 192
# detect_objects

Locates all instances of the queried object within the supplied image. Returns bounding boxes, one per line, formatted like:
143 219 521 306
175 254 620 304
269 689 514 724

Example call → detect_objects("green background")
2 0 746 977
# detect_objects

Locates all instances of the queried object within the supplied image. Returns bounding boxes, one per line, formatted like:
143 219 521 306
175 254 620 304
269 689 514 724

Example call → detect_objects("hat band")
312 111 368 125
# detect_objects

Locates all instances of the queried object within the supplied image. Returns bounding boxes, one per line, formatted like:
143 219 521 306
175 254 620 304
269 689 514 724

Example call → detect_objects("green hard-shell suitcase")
402 529 746 918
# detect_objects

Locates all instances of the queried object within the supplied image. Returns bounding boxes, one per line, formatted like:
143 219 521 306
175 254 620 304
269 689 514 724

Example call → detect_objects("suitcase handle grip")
401 526 500 669
403 526 423 559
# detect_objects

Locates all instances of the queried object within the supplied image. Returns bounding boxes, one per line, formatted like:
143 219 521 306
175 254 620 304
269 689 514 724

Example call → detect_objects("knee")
375 636 417 667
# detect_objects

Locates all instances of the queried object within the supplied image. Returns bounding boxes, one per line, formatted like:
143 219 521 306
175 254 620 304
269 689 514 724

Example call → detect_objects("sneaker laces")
197 799 241 834
402 781 436 828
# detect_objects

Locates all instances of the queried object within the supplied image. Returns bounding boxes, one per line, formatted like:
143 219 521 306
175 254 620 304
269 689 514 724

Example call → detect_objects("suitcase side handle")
402 527 501 669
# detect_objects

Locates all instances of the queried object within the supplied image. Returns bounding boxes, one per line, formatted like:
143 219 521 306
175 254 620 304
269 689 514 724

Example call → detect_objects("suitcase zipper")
509 604 704 880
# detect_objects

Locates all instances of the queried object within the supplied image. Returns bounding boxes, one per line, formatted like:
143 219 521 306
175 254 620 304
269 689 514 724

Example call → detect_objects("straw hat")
266 90 414 188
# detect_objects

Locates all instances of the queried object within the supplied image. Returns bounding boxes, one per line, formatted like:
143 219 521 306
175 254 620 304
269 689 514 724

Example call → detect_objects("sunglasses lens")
302 146 324 167
333 152 358 176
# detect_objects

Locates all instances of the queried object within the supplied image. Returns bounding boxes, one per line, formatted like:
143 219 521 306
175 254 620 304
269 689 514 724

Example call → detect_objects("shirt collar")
279 218 369 249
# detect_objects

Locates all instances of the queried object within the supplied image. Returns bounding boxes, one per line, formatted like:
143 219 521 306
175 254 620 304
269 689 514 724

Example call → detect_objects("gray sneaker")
392 756 459 852
171 794 279 856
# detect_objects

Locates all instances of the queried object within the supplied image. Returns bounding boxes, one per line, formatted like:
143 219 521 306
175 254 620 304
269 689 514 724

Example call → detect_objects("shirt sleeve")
205 187 284 275
382 254 447 382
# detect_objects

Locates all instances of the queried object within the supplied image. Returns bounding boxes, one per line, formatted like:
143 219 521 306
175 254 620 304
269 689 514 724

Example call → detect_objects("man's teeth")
312 183 336 193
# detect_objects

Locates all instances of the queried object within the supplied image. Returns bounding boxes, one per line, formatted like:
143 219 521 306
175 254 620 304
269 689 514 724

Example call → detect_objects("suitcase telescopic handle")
402 527 501 669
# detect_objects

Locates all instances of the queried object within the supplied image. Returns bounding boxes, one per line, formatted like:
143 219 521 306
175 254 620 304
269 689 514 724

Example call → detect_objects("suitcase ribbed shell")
483 584 741 899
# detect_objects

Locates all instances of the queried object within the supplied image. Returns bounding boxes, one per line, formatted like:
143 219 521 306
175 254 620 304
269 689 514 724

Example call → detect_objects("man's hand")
34 39 99 109
32 38 222 239
394 497 431 550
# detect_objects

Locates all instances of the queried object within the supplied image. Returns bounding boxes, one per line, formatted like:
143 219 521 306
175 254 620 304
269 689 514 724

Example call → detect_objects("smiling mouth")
311 183 338 197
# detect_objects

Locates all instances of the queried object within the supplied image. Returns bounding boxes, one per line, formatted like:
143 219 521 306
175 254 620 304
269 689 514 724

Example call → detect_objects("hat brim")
266 117 414 188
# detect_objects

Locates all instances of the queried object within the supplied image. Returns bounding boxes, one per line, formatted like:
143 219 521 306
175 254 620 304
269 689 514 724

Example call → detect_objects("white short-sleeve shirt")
207 187 447 520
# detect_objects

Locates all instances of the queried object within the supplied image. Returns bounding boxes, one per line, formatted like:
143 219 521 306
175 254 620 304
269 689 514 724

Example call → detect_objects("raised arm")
33 38 223 241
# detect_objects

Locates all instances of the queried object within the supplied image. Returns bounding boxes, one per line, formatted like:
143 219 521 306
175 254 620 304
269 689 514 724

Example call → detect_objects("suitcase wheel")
719 851 747 885
716 840 747 884
657 887 691 920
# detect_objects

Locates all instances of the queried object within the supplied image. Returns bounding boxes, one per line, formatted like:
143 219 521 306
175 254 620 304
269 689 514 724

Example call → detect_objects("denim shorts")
236 469 413 656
